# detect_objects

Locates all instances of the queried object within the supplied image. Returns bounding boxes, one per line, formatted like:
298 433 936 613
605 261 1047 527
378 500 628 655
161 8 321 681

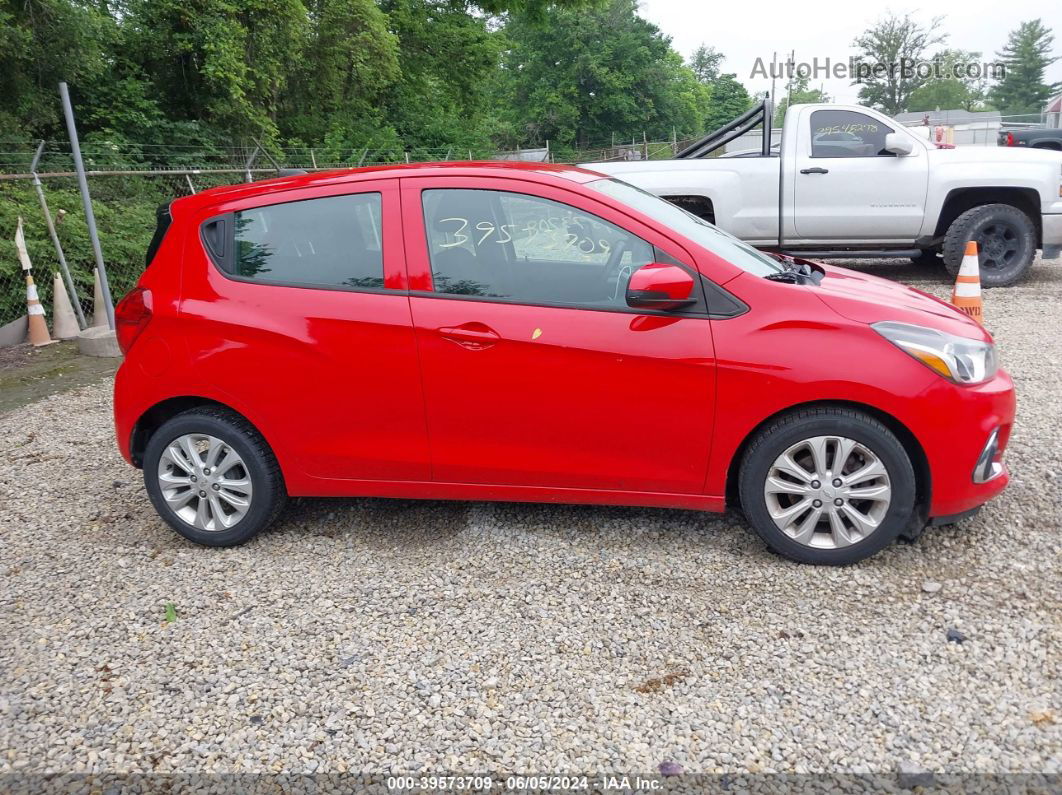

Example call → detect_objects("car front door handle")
800 167 829 175
437 323 500 350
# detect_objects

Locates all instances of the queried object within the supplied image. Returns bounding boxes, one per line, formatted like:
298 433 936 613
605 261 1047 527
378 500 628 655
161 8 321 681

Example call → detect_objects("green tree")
908 49 991 112
282 0 400 147
773 73 830 125
377 0 502 153
0 0 113 138
852 13 946 114
989 20 1060 116
703 74 752 131
119 0 309 141
497 0 707 149
689 44 723 84
686 45 752 132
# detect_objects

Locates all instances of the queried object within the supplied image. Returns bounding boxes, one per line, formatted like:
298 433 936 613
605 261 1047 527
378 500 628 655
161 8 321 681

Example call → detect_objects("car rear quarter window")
208 192 384 290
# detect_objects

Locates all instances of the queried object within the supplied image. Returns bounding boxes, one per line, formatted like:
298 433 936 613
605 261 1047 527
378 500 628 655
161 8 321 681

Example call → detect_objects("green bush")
0 175 205 327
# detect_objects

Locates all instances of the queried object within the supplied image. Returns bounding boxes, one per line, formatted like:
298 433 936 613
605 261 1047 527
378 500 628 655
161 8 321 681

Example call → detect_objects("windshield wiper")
765 260 821 285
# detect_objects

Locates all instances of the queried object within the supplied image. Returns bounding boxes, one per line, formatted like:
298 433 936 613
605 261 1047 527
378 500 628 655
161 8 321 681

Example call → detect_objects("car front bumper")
912 369 1016 520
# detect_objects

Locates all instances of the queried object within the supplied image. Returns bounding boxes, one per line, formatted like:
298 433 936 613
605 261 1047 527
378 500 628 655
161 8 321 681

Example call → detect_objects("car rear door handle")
800 167 829 175
437 323 500 350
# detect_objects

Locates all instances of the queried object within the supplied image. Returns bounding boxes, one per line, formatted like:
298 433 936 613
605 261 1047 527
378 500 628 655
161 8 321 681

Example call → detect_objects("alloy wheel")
156 433 253 532
762 435 892 549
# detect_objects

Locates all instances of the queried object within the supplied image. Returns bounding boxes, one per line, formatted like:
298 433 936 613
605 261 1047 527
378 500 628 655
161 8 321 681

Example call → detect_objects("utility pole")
785 50 796 112
770 51 777 107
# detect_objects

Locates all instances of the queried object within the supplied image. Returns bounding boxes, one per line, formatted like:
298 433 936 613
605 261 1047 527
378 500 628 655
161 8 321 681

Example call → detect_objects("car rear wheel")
942 203 1036 288
738 407 917 565
143 407 287 546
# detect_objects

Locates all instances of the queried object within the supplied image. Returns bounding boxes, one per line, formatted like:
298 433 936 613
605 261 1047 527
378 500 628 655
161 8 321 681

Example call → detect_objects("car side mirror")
884 133 914 156
626 263 697 311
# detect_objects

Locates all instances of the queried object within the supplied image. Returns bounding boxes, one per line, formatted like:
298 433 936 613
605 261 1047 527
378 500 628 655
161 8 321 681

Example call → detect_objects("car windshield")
587 178 784 277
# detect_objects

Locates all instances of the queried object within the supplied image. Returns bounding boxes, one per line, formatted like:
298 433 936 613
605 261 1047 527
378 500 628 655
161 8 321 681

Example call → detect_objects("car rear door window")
421 188 654 309
226 192 383 289
810 109 895 158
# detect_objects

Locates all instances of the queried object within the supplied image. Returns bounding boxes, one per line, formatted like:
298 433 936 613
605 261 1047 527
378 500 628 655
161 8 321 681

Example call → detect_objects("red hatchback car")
113 162 1014 564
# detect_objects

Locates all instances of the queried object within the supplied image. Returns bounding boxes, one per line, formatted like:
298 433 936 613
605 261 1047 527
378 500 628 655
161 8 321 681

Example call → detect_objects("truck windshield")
587 178 784 277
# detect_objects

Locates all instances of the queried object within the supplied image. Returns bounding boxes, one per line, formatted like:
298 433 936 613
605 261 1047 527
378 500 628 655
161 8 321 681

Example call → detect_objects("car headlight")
872 321 997 384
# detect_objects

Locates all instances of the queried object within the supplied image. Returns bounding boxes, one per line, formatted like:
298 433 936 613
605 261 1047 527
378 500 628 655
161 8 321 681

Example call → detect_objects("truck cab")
588 102 1062 287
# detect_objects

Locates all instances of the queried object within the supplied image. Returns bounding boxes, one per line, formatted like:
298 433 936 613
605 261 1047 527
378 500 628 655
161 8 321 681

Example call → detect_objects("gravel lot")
1 257 1059 783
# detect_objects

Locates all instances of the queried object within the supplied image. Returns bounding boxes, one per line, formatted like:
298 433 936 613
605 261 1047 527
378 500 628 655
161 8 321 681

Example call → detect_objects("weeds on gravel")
164 602 178 624
634 670 687 693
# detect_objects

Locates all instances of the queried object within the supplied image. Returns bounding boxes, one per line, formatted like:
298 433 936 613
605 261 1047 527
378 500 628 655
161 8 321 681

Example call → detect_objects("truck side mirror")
884 133 914 156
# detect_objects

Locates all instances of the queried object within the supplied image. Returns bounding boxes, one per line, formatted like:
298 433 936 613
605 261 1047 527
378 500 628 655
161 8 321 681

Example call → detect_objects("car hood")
808 262 992 342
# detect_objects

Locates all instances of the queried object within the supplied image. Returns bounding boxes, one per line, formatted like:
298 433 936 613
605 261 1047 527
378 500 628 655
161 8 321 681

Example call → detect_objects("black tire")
143 407 287 546
942 203 1037 287
738 407 917 565
909 248 942 267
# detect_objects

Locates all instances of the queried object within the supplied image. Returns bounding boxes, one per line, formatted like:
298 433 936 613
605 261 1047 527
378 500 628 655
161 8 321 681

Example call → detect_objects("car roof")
175 161 608 212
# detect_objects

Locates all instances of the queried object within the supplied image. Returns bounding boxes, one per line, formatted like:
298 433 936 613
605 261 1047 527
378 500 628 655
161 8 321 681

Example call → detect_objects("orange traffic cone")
951 241 984 324
26 273 56 346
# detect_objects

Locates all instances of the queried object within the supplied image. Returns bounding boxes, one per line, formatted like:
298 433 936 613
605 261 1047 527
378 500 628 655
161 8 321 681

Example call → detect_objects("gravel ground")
1 256 1059 783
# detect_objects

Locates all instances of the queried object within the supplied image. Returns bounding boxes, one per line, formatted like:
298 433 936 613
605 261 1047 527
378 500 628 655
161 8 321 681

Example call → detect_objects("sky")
639 1 1062 108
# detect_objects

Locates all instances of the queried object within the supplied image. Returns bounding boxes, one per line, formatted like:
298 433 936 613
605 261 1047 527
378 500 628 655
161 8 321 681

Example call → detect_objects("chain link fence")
0 170 241 331
0 136 698 333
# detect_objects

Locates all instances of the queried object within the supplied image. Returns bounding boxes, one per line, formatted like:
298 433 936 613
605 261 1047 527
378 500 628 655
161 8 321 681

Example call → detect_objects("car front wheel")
143 407 287 546
738 407 917 565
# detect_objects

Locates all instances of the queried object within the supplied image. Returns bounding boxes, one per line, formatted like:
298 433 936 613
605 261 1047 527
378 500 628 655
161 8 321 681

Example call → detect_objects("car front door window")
421 188 655 309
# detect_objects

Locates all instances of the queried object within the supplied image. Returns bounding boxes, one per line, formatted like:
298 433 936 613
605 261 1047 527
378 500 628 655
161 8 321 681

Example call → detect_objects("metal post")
29 140 87 329
762 97 774 156
59 82 114 330
253 137 283 173
244 145 260 183
185 174 197 194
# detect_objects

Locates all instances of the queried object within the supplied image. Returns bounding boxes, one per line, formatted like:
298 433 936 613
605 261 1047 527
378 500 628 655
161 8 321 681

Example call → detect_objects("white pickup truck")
587 102 1062 287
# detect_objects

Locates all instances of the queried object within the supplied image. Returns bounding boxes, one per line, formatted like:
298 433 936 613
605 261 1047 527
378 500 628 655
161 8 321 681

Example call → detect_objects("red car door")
180 178 430 487
400 175 716 495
